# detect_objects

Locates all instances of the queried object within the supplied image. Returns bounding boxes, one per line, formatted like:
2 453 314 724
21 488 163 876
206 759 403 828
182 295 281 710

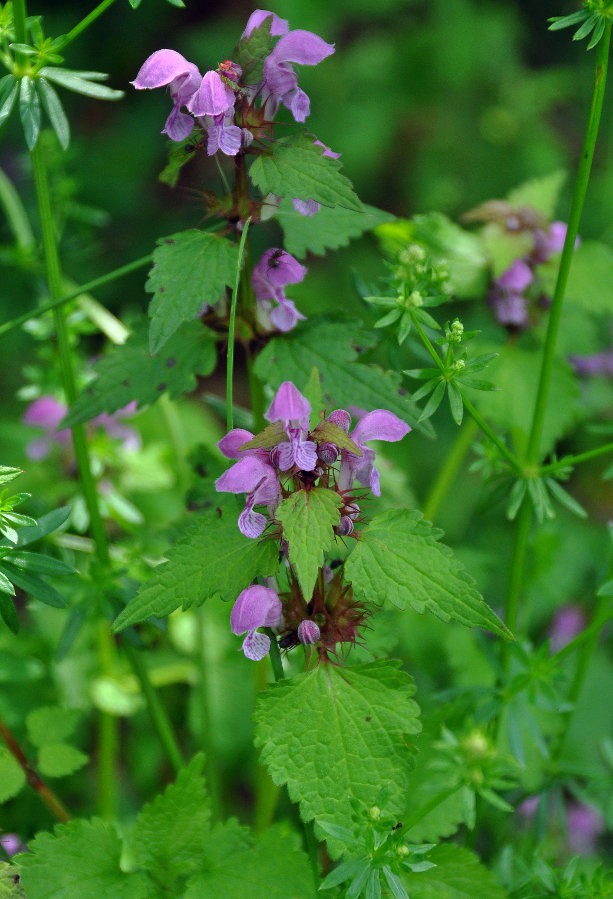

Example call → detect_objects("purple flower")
261 29 335 122
231 584 283 660
23 396 71 460
0 833 24 856
187 70 235 118
337 409 411 496
215 455 280 538
570 350 613 377
532 221 580 264
242 9 289 40
252 248 307 332
91 402 141 452
497 259 533 292
265 381 317 471
132 49 202 141
202 111 243 156
297 619 320 645
566 802 604 854
488 259 534 330
549 605 585 652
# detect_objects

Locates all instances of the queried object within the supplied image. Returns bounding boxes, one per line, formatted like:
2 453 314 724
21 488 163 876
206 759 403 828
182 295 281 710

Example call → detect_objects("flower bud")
328 409 351 432
369 805 381 820
297 619 320 645
337 516 354 536
318 441 338 464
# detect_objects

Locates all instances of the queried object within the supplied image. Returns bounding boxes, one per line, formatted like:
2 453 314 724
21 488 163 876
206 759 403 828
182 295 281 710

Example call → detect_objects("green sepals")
345 509 511 638
312 420 362 455
277 199 394 258
276 488 341 600
38 68 124 101
19 76 40 150
0 746 25 803
234 18 277 85
158 135 196 187
249 134 362 211
63 317 217 427
238 421 286 451
254 660 421 833
0 75 18 127
131 754 210 889
112 502 279 631
38 77 70 150
145 229 239 352
17 818 150 899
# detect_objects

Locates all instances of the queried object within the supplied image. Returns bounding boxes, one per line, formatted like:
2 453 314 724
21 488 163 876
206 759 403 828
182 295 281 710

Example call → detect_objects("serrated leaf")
38 743 88 778
63 318 216 426
276 488 341 600
112 503 278 631
0 747 25 803
38 78 70 150
254 319 425 434
18 819 149 899
131 754 210 888
345 509 510 637
26 706 80 747
277 199 394 258
184 822 314 898
399 844 507 898
0 563 68 608
254 660 421 831
249 134 362 212
0 862 26 898
506 170 566 220
0 507 70 549
38 67 124 100
234 18 277 84
19 76 40 150
146 230 239 352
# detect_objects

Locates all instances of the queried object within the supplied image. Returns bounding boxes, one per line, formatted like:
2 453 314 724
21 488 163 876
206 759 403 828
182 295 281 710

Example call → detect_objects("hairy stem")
227 218 252 431
0 716 71 823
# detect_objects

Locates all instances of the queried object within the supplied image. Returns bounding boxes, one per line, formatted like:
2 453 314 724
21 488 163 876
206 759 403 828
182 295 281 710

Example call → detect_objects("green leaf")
0 507 70 549
345 509 510 637
184 822 314 898
399 844 508 898
506 170 566 220
63 318 217 426
158 137 196 187
19 76 40 150
249 134 362 212
0 862 26 898
0 76 18 126
447 381 463 425
0 467 22 486
277 199 394 258
234 18 277 84
146 230 239 352
131 754 210 888
18 819 149 899
0 747 25 803
254 660 421 831
0 593 18 634
276 488 341 600
418 380 446 422
0 563 68 608
254 319 425 434
9 552 76 577
38 743 88 778
38 67 124 100
0 569 15 595
26 706 79 747
38 77 70 150
112 504 279 631
542 240 613 315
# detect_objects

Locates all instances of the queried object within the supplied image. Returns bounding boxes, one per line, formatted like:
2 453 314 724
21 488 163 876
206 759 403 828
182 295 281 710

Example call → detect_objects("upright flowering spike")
231 585 283 660
338 410 410 496
265 381 317 471
132 49 202 141
261 29 335 122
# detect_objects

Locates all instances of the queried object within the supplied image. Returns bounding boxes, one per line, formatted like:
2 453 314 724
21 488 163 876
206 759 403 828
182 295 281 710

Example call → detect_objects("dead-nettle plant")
0 1 612 897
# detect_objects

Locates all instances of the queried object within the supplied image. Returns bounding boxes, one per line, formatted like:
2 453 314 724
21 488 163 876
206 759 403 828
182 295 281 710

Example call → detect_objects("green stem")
122 642 184 775
526 25 611 466
55 0 119 51
0 254 153 338
503 496 532 640
422 418 478 521
195 607 220 817
265 628 285 681
411 313 520 471
540 441 613 475
12 0 28 67
227 218 251 431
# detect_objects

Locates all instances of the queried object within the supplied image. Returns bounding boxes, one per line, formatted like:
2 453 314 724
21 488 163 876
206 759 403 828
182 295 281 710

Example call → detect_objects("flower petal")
238 504 268 538
132 49 199 91
217 429 255 459
351 410 410 445
188 70 235 117
215 456 277 494
292 198 320 216
163 104 194 141
242 630 272 661
497 259 533 292
242 9 289 39
271 30 335 66
231 585 283 634
265 381 311 424
270 297 306 332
